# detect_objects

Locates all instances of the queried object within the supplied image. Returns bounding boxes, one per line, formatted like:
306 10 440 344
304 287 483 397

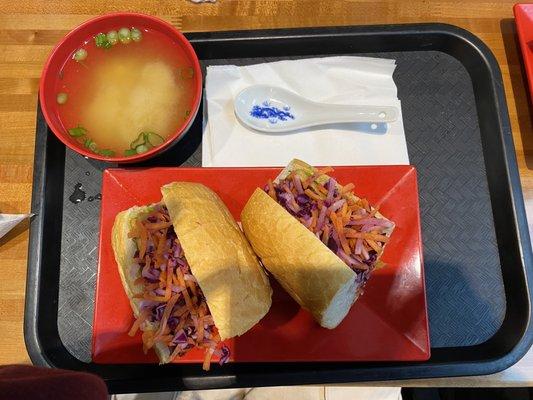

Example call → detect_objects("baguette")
112 183 272 366
241 159 394 329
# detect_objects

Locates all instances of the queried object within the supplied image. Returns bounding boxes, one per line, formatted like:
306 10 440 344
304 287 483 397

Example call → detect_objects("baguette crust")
161 182 272 340
241 189 356 328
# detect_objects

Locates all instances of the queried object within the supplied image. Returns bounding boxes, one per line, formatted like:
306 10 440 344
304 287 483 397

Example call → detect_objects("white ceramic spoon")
234 85 398 133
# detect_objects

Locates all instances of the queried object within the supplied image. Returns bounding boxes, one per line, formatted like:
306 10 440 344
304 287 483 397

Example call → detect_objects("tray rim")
24 22 533 392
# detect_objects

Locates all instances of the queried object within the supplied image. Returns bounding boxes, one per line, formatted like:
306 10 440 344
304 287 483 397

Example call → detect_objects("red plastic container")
39 13 202 163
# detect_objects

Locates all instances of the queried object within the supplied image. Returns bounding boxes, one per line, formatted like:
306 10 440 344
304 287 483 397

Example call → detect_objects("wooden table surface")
1 0 532 382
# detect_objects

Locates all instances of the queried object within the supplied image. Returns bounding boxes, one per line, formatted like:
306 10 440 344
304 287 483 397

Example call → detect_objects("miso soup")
56 27 196 157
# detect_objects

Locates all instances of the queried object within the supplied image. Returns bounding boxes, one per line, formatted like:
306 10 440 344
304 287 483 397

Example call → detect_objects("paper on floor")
114 386 402 400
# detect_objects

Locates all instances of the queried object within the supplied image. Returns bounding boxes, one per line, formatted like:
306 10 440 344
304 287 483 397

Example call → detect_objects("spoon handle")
310 103 398 124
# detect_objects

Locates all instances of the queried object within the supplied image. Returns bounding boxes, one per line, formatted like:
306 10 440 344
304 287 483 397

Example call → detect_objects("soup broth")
56 28 195 157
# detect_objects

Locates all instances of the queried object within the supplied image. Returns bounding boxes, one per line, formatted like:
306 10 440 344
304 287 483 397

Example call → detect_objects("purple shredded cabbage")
153 303 166 321
327 236 338 253
296 193 310 205
172 329 188 346
168 316 179 331
364 250 378 266
219 345 230 365
142 265 159 282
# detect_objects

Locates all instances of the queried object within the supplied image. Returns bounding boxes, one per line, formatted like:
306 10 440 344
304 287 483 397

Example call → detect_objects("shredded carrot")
202 348 215 371
155 293 179 339
144 221 172 230
309 209 318 231
343 230 389 242
176 268 194 312
164 265 173 299
342 210 352 225
349 204 363 212
341 202 348 218
211 330 221 342
196 316 205 343
174 315 188 332
198 302 207 318
317 166 334 174
142 330 154 353
144 294 169 302
134 277 144 286
172 274 180 286
138 220 148 259
322 224 330 244
311 182 329 195
155 228 168 266
159 269 167 283
128 311 149 337
304 172 321 187
341 183 355 193
366 239 382 253
187 278 198 299
305 188 325 201
172 305 189 317
331 213 351 254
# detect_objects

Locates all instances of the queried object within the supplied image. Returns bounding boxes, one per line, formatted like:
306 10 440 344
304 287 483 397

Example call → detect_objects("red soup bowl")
39 13 202 163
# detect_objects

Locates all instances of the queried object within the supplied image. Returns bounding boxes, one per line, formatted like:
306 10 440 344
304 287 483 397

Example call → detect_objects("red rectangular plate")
515 4 533 101
93 166 429 364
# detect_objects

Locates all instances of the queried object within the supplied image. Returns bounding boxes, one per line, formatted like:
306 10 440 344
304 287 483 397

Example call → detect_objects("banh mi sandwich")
241 159 394 329
112 182 272 370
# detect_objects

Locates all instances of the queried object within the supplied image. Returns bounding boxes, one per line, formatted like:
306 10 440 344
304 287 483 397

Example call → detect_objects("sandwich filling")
264 167 393 285
128 205 229 370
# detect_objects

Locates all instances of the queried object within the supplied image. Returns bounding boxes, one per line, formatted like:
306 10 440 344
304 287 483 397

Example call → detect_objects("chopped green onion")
98 149 115 157
106 30 118 45
124 148 137 157
130 27 142 42
73 48 87 61
130 132 145 149
180 67 194 79
94 33 112 49
56 92 68 105
118 27 131 44
84 138 97 151
135 144 149 154
143 132 165 147
185 109 190 117
68 126 86 137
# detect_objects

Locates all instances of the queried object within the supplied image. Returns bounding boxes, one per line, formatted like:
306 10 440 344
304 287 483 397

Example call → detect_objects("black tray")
25 23 533 393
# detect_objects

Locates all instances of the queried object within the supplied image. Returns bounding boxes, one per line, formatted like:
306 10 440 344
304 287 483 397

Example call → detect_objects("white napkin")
202 56 409 167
